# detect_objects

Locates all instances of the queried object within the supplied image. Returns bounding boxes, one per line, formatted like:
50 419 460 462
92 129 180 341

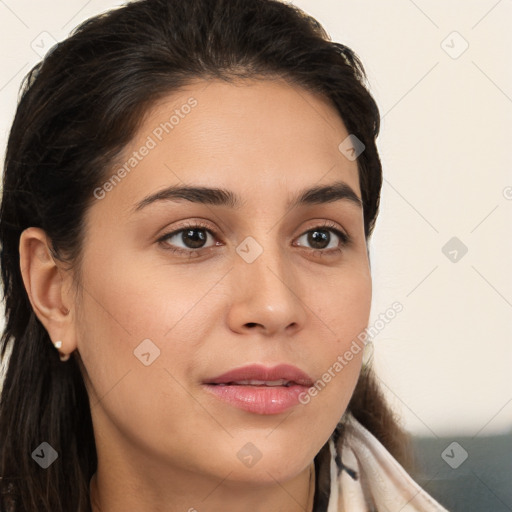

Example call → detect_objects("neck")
89 460 316 512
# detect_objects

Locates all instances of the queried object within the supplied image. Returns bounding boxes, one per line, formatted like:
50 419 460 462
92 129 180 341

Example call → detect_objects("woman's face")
73 78 372 487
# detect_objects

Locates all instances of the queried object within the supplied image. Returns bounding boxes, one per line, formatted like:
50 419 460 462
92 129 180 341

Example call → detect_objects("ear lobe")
19 227 77 357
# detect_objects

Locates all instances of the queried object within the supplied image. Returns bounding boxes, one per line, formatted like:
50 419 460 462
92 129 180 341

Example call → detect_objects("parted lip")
203 363 314 387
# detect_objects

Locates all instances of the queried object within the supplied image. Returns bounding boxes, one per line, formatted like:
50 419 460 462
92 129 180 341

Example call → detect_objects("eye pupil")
309 230 329 249
183 228 207 248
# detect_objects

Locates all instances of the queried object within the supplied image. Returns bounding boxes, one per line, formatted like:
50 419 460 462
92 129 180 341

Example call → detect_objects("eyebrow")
133 180 363 212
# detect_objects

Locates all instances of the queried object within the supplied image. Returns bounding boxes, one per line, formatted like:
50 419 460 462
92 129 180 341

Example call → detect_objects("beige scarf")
325 413 450 511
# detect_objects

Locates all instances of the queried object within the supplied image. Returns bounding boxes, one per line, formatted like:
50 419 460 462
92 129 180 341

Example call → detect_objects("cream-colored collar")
325 413 450 511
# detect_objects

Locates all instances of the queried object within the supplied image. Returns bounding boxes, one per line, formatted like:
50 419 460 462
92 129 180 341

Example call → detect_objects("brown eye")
295 223 350 253
158 222 218 256
166 228 209 249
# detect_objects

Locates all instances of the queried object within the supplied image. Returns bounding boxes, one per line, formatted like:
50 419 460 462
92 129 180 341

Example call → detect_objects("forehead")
95 78 362 215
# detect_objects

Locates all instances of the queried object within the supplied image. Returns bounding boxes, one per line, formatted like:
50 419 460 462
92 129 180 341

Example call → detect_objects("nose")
226 240 308 337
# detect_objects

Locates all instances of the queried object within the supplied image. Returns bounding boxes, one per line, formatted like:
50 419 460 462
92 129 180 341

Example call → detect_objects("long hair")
0 0 412 510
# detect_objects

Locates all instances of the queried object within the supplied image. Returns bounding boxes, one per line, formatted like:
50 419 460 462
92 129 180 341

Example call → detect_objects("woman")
0 0 450 510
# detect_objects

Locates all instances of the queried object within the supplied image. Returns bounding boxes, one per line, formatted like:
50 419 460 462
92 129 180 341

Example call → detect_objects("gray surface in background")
410 433 512 512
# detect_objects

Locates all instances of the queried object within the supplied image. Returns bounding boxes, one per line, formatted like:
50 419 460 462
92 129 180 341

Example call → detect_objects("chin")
222 463 307 487
215 443 312 485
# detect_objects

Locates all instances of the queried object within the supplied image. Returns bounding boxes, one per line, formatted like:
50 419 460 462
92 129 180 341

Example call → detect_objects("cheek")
73 254 211 455
302 267 371 410
315 266 372 347
74 246 224 403
76 246 201 344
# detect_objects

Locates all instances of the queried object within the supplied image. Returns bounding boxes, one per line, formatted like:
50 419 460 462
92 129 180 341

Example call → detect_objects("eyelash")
157 220 351 258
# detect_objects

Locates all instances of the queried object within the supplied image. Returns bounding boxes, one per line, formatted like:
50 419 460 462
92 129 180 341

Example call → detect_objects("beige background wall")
0 0 511 436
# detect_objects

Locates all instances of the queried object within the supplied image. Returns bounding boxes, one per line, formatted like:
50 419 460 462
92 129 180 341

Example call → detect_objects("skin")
20 78 372 512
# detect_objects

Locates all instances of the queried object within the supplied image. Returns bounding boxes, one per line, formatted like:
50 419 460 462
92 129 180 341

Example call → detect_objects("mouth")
203 363 314 387
211 379 298 387
202 364 314 415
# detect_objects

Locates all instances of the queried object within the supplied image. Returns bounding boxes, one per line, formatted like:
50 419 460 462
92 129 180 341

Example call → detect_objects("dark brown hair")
0 0 412 510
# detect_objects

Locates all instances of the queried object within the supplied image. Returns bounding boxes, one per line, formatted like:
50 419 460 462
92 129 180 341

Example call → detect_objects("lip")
202 363 314 415
204 363 314 387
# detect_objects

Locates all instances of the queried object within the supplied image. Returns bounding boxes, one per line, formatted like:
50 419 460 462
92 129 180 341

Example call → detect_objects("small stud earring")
53 340 70 362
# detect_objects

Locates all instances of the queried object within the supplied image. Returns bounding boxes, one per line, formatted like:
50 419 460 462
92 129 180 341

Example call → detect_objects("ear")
19 227 78 359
